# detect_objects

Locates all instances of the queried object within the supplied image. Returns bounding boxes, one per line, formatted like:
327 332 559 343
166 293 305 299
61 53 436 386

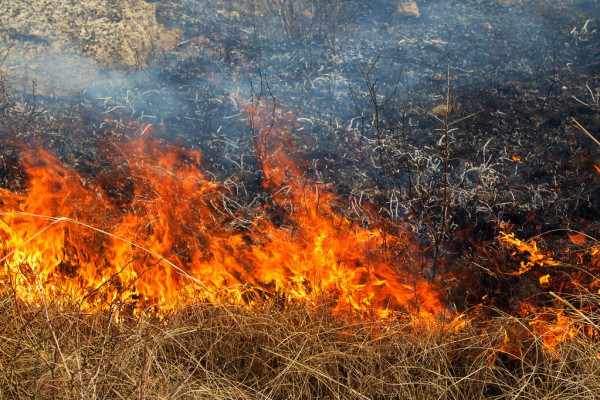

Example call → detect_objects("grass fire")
0 123 443 320
1 0 600 398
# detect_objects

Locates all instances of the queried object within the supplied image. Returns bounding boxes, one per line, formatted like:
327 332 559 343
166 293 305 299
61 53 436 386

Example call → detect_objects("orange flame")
498 231 560 275
521 304 579 352
0 111 443 321
496 229 600 352
539 274 551 285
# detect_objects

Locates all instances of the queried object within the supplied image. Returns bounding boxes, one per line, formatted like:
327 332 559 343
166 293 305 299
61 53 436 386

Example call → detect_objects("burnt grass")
1 0 600 398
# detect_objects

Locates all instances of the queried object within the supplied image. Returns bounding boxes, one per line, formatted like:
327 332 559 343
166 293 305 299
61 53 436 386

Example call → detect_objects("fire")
498 231 560 275
2 97 597 355
520 303 580 353
539 274 550 285
497 229 600 351
0 111 443 321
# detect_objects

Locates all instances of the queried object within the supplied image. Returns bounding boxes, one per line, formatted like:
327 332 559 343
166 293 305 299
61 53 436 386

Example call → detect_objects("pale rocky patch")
396 1 420 17
0 0 180 71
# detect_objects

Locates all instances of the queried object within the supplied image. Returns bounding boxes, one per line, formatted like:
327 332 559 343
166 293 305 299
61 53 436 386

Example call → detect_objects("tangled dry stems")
1 284 599 400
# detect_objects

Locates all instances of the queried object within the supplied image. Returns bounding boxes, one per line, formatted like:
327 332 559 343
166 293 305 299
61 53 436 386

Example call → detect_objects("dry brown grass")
1 282 600 400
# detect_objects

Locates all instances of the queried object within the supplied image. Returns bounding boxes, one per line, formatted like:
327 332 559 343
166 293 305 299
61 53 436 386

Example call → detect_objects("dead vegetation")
0 0 180 70
1 285 600 400
1 1 600 398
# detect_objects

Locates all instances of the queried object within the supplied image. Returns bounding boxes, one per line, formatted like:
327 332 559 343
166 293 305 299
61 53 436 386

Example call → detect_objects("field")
1 0 600 398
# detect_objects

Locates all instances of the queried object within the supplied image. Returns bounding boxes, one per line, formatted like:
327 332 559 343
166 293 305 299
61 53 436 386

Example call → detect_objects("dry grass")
1 283 600 400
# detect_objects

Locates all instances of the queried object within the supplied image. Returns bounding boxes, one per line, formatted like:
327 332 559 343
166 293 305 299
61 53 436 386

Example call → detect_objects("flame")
539 274 551 285
495 229 600 352
521 304 579 352
498 231 560 275
0 110 443 321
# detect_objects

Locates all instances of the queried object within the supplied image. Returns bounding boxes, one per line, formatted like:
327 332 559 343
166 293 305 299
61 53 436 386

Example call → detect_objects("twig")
431 53 452 280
